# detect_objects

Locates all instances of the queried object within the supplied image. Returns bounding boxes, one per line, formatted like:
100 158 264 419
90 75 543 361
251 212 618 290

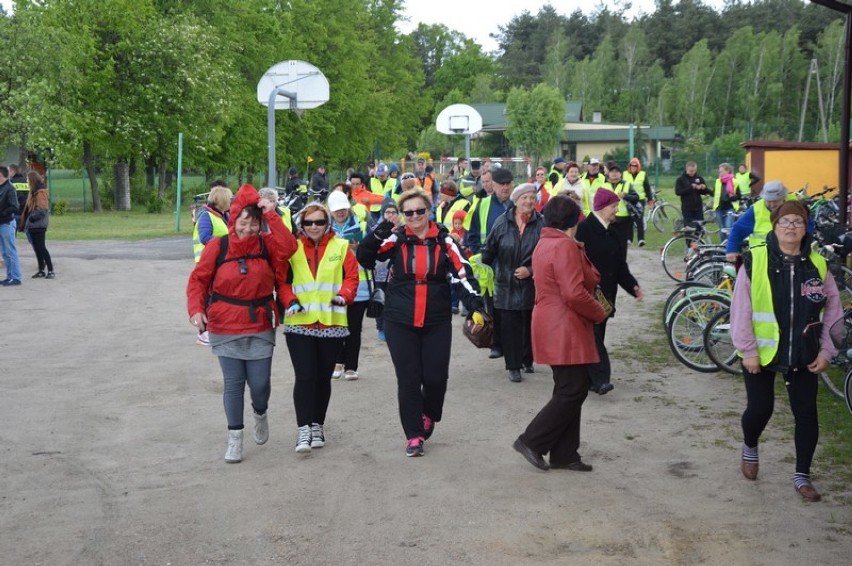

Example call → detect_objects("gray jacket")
481 207 543 310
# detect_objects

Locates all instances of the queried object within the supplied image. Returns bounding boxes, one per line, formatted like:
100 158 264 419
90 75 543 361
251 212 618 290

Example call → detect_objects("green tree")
669 40 715 139
504 83 565 166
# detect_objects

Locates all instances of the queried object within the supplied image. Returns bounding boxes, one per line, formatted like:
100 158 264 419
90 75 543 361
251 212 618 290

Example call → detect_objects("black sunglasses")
402 208 428 218
302 219 328 227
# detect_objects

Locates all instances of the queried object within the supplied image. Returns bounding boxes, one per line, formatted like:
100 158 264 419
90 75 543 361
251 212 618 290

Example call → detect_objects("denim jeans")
0 219 22 281
716 209 734 242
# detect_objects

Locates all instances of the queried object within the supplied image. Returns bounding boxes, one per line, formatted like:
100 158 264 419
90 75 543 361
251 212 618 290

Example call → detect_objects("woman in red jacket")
187 185 297 464
512 195 607 472
279 203 360 454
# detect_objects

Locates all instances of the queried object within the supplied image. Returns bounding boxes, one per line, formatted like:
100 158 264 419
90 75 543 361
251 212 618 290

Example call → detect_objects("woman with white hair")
481 183 544 383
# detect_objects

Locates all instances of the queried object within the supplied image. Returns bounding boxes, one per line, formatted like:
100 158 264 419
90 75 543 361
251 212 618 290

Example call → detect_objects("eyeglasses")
777 219 805 229
302 219 328 227
384 210 399 215
402 208 428 218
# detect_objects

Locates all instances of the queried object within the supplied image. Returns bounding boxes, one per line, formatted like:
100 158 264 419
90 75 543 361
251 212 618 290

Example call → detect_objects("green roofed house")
471 101 676 165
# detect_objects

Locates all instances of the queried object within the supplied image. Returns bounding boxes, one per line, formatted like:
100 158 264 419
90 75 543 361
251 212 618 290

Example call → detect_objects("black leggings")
741 367 819 475
28 229 53 272
337 300 368 370
385 320 452 439
286 333 344 427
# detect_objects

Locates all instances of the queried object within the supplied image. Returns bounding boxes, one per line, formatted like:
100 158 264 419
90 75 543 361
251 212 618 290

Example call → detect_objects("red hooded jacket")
186 185 297 335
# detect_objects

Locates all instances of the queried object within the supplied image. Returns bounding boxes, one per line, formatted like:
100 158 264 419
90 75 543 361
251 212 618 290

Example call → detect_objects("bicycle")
660 221 714 282
827 311 852 413
665 287 732 372
645 194 683 233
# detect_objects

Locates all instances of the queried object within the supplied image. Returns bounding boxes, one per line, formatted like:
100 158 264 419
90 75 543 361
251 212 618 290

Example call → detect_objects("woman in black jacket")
481 183 544 383
357 189 484 457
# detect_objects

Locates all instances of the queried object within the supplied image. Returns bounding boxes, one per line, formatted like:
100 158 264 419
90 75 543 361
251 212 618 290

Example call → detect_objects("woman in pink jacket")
512 195 607 472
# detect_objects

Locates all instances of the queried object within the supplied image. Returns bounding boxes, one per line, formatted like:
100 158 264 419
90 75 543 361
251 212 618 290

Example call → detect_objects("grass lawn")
34 208 194 241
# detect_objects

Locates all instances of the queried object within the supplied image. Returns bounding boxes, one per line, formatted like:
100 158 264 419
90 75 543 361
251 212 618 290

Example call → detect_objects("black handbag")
365 270 385 319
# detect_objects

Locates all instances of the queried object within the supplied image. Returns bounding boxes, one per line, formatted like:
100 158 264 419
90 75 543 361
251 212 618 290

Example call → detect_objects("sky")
398 0 728 53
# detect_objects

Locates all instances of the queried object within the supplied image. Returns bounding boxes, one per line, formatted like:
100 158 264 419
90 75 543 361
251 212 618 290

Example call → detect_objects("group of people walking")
185 160 839 502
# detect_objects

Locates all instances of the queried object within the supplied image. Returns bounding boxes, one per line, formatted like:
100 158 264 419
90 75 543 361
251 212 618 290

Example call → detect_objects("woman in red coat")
512 195 607 472
187 184 297 464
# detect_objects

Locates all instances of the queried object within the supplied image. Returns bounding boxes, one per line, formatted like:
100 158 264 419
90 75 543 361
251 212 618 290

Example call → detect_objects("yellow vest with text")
192 209 228 263
713 179 741 212
286 237 349 327
747 245 827 365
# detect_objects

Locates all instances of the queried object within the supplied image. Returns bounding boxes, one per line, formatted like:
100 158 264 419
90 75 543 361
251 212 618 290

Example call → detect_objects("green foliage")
51 200 68 216
505 84 565 166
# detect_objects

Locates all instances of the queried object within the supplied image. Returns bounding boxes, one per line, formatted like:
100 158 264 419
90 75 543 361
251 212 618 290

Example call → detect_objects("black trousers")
385 320 452 440
337 300 368 370
520 365 590 465
741 367 819 475
631 202 645 242
497 308 532 370
485 294 502 350
286 333 344 427
612 217 632 247
28 229 53 272
587 320 611 389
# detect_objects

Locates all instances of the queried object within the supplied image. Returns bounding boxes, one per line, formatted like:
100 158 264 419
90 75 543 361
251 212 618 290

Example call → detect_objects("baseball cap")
327 191 351 212
589 158 601 165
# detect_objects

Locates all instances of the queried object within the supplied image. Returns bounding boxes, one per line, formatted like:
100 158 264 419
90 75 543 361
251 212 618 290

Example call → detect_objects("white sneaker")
343 370 359 381
196 331 210 346
225 430 243 463
310 423 325 448
295 425 312 454
253 412 268 445
331 363 344 379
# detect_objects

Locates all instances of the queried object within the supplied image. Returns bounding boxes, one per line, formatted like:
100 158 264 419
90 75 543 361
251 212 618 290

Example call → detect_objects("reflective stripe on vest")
747 246 827 365
192 209 228 263
286 238 349 327
713 179 741 212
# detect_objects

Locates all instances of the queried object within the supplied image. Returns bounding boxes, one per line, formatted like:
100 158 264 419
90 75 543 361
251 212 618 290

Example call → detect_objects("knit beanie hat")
510 183 536 203
452 209 467 222
771 201 809 227
760 180 788 201
593 188 620 211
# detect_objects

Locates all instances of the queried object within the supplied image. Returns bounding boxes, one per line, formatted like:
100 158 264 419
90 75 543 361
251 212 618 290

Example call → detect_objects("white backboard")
436 104 483 135
257 60 330 110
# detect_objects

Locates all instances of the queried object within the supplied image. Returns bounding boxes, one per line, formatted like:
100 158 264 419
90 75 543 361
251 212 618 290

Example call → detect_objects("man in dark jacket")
675 161 710 230
0 165 22 285
576 189 643 394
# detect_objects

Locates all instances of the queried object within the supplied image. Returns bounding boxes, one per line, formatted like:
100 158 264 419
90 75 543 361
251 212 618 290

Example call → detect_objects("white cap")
327 191 351 212
589 157 600 165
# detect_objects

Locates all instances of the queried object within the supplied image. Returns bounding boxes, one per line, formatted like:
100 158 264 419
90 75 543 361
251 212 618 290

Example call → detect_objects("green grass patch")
29 208 194 241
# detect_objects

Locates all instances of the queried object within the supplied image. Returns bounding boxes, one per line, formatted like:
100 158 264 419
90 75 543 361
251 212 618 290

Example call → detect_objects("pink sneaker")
422 414 435 440
405 436 425 457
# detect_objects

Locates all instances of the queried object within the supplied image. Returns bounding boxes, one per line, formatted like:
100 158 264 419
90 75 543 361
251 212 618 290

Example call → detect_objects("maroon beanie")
593 189 620 211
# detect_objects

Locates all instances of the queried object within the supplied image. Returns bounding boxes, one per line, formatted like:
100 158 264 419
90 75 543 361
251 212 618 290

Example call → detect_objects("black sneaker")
45 272 56 279
405 437 425 457
32 271 46 278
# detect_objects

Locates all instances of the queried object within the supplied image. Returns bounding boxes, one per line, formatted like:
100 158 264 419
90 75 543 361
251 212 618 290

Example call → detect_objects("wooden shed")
742 140 850 196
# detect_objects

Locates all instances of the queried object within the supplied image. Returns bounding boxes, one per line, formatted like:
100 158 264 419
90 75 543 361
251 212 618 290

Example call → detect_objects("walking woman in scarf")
714 162 741 242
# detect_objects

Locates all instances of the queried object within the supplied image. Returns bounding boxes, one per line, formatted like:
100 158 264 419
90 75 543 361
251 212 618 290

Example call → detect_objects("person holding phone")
731 201 842 502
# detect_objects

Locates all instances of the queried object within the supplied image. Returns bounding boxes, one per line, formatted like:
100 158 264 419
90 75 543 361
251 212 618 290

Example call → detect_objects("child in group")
450 209 470 258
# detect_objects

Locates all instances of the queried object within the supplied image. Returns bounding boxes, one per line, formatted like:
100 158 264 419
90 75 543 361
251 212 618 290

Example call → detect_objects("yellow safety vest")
623 170 648 200
735 172 751 194
747 195 798 248
369 177 396 212
468 253 494 297
436 198 470 229
605 182 630 218
286 237 350 327
747 246 827 365
548 166 564 187
713 179 741 212
580 174 606 216
458 175 479 199
276 206 293 232
192 208 229 263
464 195 492 245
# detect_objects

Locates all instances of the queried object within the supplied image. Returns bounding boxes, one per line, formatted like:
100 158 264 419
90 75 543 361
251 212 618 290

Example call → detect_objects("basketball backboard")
436 104 483 135
257 60 330 110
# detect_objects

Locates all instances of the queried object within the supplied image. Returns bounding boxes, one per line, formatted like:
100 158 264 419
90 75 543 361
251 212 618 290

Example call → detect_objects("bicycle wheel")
703 208 720 234
667 293 731 372
845 369 852 414
661 234 700 282
820 368 846 400
689 261 727 286
653 203 682 233
662 281 712 326
703 307 739 374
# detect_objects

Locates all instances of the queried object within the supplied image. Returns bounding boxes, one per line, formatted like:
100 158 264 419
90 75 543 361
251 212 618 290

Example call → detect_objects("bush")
146 195 165 214
52 200 68 216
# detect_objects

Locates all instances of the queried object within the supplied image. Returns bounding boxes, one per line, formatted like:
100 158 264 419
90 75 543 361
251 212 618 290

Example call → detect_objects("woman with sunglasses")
357 188 485 457
187 185 298 463
280 203 360 454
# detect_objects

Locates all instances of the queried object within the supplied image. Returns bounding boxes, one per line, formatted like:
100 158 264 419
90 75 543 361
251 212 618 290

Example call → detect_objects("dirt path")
1 238 849 565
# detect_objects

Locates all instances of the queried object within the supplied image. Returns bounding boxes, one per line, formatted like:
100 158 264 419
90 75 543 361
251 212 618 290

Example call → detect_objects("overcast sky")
398 0 728 53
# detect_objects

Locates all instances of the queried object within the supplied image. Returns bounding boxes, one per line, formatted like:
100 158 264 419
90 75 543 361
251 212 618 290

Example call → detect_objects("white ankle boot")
225 430 243 463
253 412 269 445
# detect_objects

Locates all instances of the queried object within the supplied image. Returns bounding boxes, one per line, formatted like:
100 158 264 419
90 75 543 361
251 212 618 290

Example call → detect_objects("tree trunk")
114 160 131 211
157 155 168 200
82 140 102 212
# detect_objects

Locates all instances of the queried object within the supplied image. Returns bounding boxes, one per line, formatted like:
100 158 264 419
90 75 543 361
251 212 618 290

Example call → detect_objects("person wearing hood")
327 189 368 381
187 184 298 463
623 158 653 246
730 201 842 502
280 202 360 454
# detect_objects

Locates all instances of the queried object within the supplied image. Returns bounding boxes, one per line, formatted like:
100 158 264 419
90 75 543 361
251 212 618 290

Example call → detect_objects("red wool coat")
531 227 607 365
